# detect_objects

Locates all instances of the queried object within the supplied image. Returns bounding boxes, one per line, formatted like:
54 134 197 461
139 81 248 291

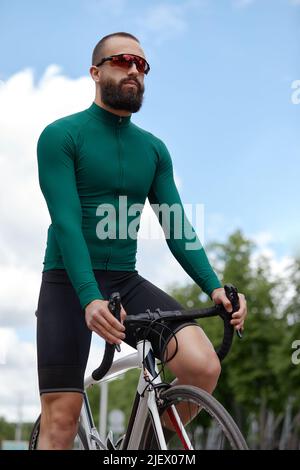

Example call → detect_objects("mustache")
120 79 142 92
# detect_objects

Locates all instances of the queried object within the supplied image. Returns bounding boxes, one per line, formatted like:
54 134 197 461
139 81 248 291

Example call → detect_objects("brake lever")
224 284 243 339
108 292 122 352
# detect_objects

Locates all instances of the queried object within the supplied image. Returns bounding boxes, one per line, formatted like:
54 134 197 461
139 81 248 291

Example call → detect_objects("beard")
100 76 144 113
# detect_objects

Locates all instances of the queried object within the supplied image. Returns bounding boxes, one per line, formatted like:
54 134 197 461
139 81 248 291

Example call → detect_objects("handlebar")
91 292 122 381
91 284 241 381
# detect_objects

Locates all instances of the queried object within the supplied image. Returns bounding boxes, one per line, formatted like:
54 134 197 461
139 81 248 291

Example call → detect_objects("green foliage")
87 369 140 429
0 417 15 445
107 369 141 425
270 258 300 408
0 418 38 444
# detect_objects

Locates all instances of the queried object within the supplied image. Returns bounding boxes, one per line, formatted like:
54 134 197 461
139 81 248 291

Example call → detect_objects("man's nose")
127 62 139 76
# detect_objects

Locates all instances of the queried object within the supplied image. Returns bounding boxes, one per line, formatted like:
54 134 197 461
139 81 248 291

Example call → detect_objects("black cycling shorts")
36 269 199 395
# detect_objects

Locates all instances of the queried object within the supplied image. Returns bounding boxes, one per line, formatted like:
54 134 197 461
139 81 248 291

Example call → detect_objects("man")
36 32 247 449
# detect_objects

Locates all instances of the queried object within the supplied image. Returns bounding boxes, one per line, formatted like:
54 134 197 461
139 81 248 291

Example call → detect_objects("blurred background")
0 0 299 449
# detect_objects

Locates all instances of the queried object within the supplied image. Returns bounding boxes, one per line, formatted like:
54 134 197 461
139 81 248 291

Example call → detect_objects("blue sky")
1 0 299 257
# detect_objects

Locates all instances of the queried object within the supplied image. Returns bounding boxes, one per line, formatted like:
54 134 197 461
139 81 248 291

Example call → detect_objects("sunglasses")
95 53 150 75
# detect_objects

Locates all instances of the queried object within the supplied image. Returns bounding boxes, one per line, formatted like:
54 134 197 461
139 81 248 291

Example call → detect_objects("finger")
222 297 233 313
89 313 126 339
241 305 248 318
232 306 247 318
90 324 117 343
91 324 124 345
232 311 243 319
92 317 126 340
231 314 244 323
102 308 125 331
238 294 247 308
230 318 241 325
235 322 244 331
235 318 244 326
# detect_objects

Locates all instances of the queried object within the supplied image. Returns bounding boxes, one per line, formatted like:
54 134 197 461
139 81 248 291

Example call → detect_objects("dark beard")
100 77 144 113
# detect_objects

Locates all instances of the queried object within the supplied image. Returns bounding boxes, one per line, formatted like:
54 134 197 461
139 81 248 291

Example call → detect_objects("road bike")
29 284 248 450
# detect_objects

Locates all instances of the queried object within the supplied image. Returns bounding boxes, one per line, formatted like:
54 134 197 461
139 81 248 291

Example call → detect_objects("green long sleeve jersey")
37 102 221 309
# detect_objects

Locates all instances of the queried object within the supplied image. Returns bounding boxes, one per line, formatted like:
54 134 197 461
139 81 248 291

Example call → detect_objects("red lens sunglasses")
96 53 150 75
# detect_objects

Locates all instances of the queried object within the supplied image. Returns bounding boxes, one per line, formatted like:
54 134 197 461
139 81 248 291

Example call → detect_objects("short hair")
92 32 140 65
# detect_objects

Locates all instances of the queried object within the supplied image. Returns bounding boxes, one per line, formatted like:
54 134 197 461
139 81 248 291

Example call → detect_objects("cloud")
250 231 295 313
290 0 300 5
0 265 41 327
250 231 294 278
0 328 39 422
136 0 204 45
84 0 205 40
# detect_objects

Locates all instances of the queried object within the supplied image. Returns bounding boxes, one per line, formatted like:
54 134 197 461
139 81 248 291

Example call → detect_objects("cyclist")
36 32 247 449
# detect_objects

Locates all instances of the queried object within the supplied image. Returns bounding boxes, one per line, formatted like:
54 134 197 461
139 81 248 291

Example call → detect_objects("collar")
87 102 132 127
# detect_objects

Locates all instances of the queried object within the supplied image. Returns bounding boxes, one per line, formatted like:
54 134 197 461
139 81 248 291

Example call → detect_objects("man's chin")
105 102 142 113
122 103 143 113
111 96 143 112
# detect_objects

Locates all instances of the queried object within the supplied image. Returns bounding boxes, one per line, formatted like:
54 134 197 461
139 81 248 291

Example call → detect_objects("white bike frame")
79 339 192 450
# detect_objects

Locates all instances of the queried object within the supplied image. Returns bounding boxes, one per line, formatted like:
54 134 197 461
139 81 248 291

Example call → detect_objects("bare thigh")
164 325 221 385
160 325 221 429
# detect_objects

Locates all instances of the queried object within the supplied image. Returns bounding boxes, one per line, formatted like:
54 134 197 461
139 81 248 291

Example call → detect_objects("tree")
0 417 15 445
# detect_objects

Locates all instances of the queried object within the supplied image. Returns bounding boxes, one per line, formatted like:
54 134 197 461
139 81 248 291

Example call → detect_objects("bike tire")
28 415 89 450
139 385 248 450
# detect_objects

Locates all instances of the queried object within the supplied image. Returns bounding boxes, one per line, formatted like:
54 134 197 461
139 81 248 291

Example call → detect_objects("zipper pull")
119 116 122 124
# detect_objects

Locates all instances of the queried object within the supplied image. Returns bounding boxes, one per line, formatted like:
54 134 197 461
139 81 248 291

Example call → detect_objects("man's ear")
89 66 101 83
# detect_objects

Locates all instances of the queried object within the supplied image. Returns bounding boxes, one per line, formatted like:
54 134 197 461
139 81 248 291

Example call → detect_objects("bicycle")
29 284 248 450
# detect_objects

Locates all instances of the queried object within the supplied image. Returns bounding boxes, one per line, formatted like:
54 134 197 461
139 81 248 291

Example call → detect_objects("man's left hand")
211 287 247 331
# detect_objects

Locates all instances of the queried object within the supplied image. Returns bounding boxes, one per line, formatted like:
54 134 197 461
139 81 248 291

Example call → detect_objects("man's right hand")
85 299 126 345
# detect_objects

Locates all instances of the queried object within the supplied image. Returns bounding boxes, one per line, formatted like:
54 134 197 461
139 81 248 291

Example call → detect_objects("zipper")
117 119 124 195
105 120 123 269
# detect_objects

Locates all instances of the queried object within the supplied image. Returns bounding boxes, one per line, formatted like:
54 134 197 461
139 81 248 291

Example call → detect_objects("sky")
0 0 299 423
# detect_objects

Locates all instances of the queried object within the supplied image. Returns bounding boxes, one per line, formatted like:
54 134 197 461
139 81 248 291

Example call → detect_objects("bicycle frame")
79 339 192 450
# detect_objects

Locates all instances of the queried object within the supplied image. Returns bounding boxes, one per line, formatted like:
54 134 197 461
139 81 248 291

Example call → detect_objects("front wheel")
140 385 248 450
28 415 89 450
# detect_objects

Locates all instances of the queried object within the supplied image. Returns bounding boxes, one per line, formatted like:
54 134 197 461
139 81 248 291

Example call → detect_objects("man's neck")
94 97 131 117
